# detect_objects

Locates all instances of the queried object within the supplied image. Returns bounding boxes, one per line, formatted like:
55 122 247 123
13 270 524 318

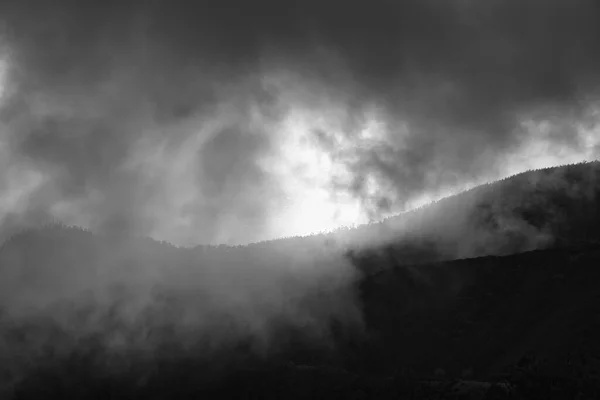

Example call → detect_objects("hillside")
355 244 600 378
1 161 600 398
242 161 600 267
336 160 600 263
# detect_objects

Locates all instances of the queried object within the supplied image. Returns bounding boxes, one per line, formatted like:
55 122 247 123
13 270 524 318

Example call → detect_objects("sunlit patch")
256 100 425 239
259 106 371 238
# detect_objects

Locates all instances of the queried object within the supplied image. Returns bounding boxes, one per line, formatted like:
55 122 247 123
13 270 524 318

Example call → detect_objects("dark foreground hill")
356 244 600 378
3 241 600 399
1 161 600 398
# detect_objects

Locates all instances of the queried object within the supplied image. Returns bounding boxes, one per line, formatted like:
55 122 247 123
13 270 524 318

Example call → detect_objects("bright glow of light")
262 108 368 238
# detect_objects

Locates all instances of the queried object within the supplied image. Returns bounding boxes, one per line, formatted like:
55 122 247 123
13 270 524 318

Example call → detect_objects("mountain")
1 161 600 398
246 161 600 268
340 160 600 263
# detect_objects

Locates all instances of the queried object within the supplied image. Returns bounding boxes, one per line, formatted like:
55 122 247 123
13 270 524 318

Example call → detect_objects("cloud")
0 0 598 244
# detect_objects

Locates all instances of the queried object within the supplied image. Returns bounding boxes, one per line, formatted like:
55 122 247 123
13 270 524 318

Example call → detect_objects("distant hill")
226 160 600 270
330 160 600 265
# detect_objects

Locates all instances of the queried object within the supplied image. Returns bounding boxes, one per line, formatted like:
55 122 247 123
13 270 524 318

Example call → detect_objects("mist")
0 225 365 391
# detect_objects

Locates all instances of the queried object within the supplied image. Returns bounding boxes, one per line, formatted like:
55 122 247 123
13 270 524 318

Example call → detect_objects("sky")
0 0 599 246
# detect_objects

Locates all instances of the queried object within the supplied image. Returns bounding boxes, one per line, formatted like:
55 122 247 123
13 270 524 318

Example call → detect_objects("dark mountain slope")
355 244 600 379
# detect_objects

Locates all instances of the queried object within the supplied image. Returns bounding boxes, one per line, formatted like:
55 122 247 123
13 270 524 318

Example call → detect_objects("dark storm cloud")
0 0 599 241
